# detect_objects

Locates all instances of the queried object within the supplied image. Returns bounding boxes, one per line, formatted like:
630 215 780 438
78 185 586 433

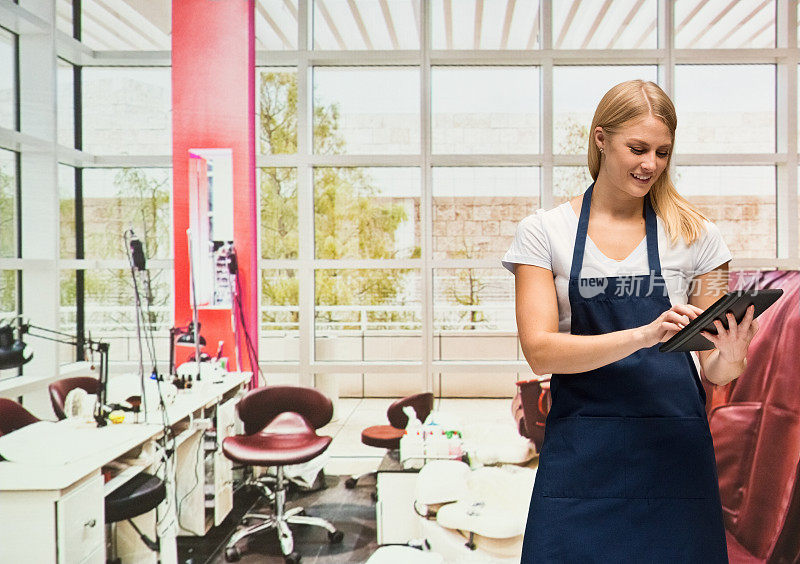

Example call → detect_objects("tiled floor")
178 397 520 563
320 397 516 476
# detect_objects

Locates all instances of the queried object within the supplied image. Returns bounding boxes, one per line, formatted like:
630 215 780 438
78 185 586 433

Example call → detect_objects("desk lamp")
0 324 32 370
0 318 110 427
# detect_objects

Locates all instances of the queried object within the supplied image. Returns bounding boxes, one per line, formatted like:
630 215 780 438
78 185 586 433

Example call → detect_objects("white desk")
0 372 250 564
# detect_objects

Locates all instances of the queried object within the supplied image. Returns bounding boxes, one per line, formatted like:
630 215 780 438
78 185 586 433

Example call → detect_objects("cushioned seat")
361 424 405 449
0 398 40 438
220 385 342 563
48 376 103 420
346 392 434 492
105 471 166 523
222 412 332 466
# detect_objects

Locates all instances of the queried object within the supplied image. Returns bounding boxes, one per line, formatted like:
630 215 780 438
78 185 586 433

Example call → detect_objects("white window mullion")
297 0 314 387
18 0 60 411
541 0 553 210
776 0 799 259
657 0 674 95
421 0 434 395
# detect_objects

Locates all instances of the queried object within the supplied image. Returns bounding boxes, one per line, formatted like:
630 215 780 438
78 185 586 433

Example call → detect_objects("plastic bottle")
399 406 425 469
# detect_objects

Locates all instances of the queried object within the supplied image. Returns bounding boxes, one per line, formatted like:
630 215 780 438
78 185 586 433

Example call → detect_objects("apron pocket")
539 416 628 498
624 417 715 499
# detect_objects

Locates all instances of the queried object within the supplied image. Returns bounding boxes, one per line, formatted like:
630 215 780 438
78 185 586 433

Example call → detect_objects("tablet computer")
659 288 783 353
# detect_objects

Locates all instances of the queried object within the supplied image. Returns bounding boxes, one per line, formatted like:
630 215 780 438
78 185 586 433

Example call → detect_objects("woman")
503 80 758 562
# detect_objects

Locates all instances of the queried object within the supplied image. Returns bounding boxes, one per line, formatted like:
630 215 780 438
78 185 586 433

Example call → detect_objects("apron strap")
644 193 662 276
569 183 662 281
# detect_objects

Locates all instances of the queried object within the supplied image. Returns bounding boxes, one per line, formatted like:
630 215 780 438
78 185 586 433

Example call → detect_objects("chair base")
344 470 376 489
225 467 343 563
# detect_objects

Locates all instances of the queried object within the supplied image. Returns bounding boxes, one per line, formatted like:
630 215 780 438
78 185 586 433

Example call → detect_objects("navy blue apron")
520 184 728 563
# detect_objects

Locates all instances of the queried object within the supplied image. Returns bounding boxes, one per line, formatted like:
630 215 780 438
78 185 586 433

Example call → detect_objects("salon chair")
0 398 40 439
706 270 800 562
345 392 434 492
221 385 343 563
48 376 103 419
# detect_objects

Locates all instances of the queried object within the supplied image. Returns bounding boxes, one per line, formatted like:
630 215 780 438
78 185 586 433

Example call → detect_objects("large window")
3 1 796 395
675 65 775 153
553 66 658 155
0 148 17 258
313 67 420 154
80 168 171 261
0 27 15 131
57 59 74 148
82 68 171 155
432 67 540 154
252 0 796 398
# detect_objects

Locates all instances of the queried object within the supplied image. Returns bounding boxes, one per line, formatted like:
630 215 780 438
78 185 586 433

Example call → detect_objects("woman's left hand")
700 305 759 363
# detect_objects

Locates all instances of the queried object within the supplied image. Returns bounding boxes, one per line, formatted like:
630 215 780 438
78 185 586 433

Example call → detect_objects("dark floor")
177 474 379 564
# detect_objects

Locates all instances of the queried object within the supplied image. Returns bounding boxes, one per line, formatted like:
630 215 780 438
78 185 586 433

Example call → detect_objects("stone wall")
379 194 776 261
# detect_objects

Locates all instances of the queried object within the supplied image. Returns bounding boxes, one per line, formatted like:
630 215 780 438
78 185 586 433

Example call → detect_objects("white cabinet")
176 394 240 535
56 475 104 564
376 459 421 545
213 396 236 526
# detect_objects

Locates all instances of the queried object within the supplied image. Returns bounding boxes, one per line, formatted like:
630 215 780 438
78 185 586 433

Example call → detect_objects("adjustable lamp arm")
12 320 110 426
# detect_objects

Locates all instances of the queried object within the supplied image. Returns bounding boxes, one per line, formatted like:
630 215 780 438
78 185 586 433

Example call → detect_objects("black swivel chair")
105 472 167 563
222 385 344 563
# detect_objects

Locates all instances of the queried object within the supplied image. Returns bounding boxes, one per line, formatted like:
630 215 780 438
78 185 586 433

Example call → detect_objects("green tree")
554 116 593 199
0 163 13 259
445 240 487 330
102 169 170 329
0 164 15 313
258 71 416 330
60 169 171 332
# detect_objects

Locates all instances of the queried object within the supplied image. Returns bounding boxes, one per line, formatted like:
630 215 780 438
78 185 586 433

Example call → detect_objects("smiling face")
595 115 673 199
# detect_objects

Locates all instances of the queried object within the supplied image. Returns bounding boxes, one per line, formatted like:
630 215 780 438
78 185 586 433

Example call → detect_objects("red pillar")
172 1 257 382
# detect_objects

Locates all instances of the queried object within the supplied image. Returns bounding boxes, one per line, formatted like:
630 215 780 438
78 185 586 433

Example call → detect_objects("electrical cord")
175 422 206 534
124 228 177 527
228 247 265 386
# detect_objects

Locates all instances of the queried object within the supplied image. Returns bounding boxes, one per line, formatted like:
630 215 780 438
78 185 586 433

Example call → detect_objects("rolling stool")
222 385 344 563
105 471 167 563
345 392 434 498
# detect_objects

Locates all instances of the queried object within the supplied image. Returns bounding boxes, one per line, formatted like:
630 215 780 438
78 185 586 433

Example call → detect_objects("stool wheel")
224 545 241 562
344 477 357 489
285 551 302 564
328 530 344 544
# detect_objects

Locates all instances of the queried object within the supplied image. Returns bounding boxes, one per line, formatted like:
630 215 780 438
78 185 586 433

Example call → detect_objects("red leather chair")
221 385 343 563
512 376 551 454
0 398 40 438
345 392 434 491
707 270 800 562
48 376 103 419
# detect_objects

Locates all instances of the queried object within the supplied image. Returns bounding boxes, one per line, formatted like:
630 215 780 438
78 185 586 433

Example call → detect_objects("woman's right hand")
640 303 705 348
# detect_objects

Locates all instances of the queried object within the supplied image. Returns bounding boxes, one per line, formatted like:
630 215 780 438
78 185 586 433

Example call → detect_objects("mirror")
188 148 235 308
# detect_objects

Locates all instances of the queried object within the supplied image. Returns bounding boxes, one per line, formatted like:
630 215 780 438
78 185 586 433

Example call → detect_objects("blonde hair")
588 80 708 246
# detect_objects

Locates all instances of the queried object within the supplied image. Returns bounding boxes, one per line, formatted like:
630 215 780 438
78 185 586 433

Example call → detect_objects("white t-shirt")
502 201 733 335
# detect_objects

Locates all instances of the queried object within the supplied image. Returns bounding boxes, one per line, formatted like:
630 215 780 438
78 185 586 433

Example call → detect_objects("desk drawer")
57 475 104 564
